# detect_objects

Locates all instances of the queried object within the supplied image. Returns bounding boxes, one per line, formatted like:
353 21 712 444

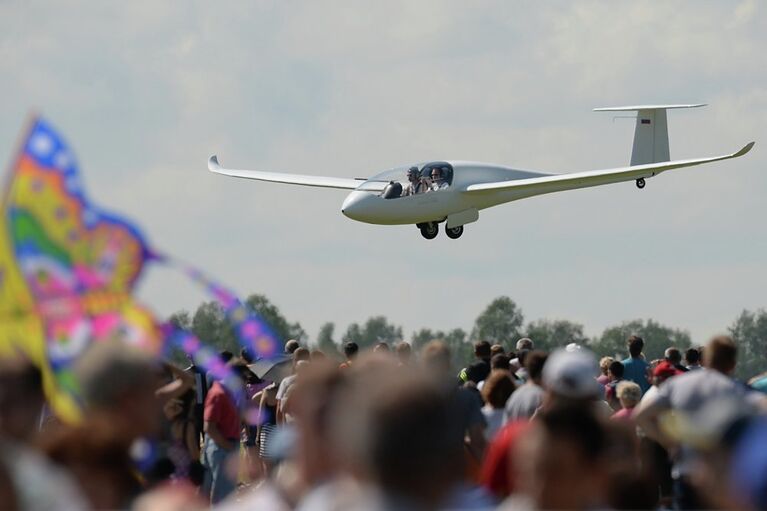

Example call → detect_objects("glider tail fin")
593 103 706 166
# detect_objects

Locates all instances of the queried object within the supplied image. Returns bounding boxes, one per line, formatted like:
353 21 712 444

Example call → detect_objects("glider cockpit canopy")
367 161 454 199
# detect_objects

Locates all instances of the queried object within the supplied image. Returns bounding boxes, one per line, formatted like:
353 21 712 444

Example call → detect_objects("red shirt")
204 381 240 440
480 420 531 498
611 407 635 421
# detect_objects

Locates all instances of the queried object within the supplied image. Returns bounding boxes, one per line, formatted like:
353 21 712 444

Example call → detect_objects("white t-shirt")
504 383 544 423
482 406 506 440
276 374 297 401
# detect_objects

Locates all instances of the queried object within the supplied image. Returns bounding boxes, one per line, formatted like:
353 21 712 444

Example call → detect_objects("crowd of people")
1 332 767 510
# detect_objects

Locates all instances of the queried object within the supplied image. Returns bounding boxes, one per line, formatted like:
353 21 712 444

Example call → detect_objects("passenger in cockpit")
429 167 449 191
402 166 425 197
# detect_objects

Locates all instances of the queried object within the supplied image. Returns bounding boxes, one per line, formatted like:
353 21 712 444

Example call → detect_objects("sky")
0 1 765 345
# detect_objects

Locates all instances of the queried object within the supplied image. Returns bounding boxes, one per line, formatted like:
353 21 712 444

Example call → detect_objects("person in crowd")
284 339 300 355
507 405 611 511
749 370 767 393
597 356 614 385
509 338 533 372
478 354 512 392
149 362 202 486
184 355 208 449
373 341 390 353
512 349 530 383
538 348 612 418
490 344 505 359
277 347 310 424
481 370 516 440
42 342 167 508
638 360 682 407
240 347 254 364
621 335 651 394
201 359 247 504
310 349 327 361
0 461 16 511
691 412 767 511
635 335 767 510
287 362 354 510
605 360 626 411
504 350 547 423
75 341 166 442
253 378 279 475
43 423 141 509
459 340 493 384
402 166 425 197
329 355 469 510
633 359 682 506
479 419 531 500
395 341 412 366
339 342 359 369
611 381 642 421
422 341 487 470
0 359 88 510
490 353 511 371
279 360 311 424
665 347 689 373
684 347 702 370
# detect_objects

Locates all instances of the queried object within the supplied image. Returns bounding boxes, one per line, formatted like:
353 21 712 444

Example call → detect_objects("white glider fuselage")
340 163 546 225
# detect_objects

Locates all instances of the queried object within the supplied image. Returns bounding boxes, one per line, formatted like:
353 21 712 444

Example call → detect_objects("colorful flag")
0 117 281 421
181 266 280 360
0 118 163 421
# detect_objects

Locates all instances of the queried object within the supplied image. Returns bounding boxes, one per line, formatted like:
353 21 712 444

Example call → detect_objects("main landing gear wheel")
445 225 464 239
636 178 646 189
419 222 439 240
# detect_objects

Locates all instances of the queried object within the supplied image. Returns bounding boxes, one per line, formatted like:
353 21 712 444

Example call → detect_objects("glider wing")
208 155 376 190
463 142 754 195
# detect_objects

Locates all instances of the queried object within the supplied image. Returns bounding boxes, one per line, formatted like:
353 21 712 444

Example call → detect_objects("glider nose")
341 191 373 221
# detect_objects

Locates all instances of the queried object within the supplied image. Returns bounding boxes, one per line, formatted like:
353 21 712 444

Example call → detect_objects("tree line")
169 295 767 380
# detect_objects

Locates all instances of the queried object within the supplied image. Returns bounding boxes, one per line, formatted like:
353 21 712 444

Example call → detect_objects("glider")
209 104 754 239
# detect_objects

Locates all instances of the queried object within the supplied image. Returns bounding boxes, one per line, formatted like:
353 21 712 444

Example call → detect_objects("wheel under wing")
462 142 754 196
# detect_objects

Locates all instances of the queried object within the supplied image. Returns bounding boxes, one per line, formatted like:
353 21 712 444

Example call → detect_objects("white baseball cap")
543 348 601 399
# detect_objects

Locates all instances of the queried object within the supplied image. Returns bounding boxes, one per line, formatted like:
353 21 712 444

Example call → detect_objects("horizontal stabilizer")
593 104 706 112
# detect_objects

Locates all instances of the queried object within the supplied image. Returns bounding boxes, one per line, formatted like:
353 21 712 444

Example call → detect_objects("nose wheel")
636 178 646 189
419 222 439 240
445 226 464 239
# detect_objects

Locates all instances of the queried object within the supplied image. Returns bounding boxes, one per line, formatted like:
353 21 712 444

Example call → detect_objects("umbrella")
248 354 292 382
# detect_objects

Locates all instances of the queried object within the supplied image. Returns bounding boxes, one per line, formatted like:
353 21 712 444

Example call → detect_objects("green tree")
169 310 192 330
191 301 237 353
590 319 691 361
168 294 306 359
728 309 767 380
317 322 341 358
166 310 193 366
523 319 590 352
411 328 438 352
444 328 472 370
410 328 472 372
471 296 524 349
343 316 403 350
244 294 306 343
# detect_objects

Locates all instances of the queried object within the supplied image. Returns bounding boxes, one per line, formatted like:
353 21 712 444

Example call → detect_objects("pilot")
429 167 449 191
402 166 424 196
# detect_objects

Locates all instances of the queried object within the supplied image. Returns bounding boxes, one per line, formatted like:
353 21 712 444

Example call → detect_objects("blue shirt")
622 356 650 394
